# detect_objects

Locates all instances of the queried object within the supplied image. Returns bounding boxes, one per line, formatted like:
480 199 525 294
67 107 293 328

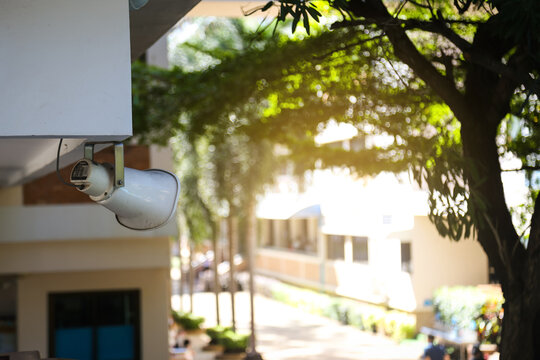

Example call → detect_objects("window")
401 242 412 273
327 235 345 260
350 136 365 152
49 290 140 360
352 236 369 263
267 219 275 247
382 215 393 225
290 218 317 253
284 220 292 248
302 219 309 243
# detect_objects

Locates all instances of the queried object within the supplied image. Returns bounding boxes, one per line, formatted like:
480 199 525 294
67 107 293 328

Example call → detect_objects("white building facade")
255 128 489 327
0 1 197 358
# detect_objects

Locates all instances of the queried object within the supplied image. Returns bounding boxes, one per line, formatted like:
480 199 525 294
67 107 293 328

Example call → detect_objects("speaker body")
70 160 180 230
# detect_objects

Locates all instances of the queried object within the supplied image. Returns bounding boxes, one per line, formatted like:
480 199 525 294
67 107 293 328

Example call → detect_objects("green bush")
347 307 365 330
383 311 417 341
205 325 230 345
259 278 417 341
220 330 250 353
433 286 504 345
204 326 249 351
433 287 486 330
476 297 503 344
324 300 350 324
171 311 205 331
361 307 385 334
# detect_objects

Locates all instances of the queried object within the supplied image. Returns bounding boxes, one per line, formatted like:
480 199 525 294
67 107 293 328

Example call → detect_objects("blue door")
49 290 140 360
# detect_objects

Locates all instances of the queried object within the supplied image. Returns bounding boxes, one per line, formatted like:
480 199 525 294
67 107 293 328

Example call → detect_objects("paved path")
173 292 424 360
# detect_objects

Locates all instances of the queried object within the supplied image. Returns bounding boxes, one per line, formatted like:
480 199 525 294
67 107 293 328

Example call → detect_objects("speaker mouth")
113 169 180 231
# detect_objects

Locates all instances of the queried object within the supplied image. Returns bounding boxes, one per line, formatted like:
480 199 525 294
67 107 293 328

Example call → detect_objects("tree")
254 1 539 358
134 19 280 351
132 5 540 356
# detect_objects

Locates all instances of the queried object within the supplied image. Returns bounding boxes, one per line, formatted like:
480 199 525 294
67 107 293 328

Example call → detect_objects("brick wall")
23 145 150 205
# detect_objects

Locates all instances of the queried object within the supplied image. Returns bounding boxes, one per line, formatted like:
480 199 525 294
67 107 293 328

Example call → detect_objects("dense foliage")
433 286 503 344
220 330 250 353
257 277 416 341
205 324 250 353
133 0 540 356
206 325 231 345
171 311 206 331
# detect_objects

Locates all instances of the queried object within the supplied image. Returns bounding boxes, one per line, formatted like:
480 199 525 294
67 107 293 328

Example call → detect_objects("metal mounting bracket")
83 142 125 189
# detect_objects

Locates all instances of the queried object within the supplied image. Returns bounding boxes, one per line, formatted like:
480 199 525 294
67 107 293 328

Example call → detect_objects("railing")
0 204 177 243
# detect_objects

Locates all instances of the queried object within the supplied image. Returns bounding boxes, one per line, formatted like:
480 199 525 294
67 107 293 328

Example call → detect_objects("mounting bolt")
117 180 123 186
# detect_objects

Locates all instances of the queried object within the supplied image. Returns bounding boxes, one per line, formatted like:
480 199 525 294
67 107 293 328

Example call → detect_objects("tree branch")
312 33 386 60
484 214 516 283
342 0 469 118
408 0 432 11
434 54 456 86
528 193 540 256
332 7 540 101
332 17 475 52
467 50 540 98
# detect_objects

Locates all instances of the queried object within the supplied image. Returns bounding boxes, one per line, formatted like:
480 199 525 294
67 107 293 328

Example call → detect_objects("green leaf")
302 8 310 35
306 5 322 21
292 13 300 33
261 1 274 12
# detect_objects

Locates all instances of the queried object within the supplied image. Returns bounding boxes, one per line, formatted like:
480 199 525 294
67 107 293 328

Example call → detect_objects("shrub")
476 297 503 344
361 307 385 334
347 307 365 330
433 286 486 330
324 300 350 324
433 286 504 345
205 325 230 345
220 330 250 353
172 311 205 331
258 277 417 341
383 311 416 341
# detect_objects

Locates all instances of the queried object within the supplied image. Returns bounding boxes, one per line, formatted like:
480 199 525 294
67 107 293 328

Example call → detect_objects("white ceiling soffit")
130 0 202 60
0 139 109 187
186 0 269 17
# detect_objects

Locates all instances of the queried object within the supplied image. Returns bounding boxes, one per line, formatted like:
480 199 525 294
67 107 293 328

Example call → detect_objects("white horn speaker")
69 143 180 230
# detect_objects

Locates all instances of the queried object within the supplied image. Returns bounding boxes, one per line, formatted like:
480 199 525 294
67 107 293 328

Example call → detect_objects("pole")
179 235 184 312
189 240 194 313
245 200 263 360
228 216 237 331
212 220 221 325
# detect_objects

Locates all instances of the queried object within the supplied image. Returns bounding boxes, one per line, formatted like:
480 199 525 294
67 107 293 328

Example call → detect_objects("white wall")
391 216 489 310
0 0 131 139
0 204 177 243
18 268 170 360
0 237 170 274
146 36 169 69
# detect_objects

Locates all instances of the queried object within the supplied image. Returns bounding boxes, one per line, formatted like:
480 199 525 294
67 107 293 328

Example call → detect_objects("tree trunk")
228 216 237 331
189 240 194 313
245 199 262 359
500 196 540 359
499 295 539 360
213 220 221 325
459 106 538 359
179 236 184 312
341 2 540 358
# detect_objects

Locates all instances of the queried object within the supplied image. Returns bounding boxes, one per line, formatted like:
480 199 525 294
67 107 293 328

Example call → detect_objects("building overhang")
130 0 202 60
0 0 201 187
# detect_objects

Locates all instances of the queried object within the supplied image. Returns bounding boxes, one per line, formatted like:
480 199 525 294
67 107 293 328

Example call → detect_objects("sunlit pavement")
173 292 424 360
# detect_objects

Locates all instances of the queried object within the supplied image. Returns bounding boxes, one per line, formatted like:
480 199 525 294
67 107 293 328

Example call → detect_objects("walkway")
173 292 424 360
